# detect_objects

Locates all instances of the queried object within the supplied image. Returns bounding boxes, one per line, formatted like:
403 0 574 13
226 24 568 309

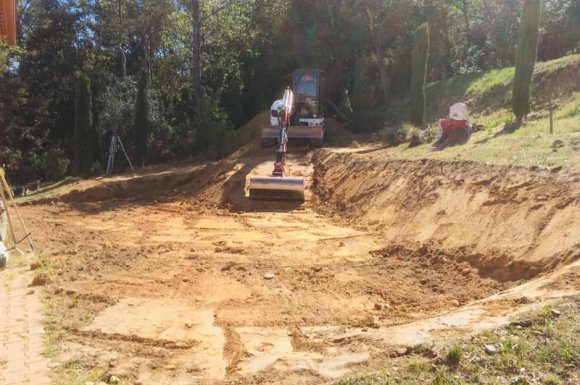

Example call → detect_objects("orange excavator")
0 0 17 46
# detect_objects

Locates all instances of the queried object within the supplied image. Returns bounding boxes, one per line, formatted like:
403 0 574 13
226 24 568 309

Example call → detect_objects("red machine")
431 103 473 150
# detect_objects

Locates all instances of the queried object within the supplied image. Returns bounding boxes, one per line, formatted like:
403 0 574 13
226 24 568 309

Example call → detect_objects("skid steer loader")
261 69 325 147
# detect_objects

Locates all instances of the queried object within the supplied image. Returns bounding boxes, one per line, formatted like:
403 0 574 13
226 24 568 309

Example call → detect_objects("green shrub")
446 345 463 365
512 0 542 121
134 71 150 166
351 56 386 132
73 72 95 175
410 23 430 126
194 98 236 159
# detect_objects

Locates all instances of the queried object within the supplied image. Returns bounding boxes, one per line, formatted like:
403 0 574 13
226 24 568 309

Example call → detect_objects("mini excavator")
261 70 325 147
248 88 306 201
248 70 325 201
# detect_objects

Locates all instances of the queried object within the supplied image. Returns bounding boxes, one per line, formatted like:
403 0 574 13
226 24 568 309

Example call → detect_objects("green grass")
467 67 514 97
534 53 580 74
334 298 579 385
50 366 109 385
446 345 463 365
50 360 130 385
422 54 580 123
5 250 28 268
461 53 580 100
386 94 580 170
16 176 80 204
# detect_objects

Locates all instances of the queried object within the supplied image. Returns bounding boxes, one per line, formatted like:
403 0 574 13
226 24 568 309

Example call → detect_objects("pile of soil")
312 149 580 281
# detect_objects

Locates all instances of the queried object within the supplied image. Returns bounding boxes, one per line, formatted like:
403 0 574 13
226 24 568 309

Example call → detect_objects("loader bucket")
248 176 305 201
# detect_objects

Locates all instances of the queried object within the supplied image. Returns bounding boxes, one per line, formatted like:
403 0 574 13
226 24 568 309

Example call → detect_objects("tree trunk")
365 8 389 116
191 0 202 109
442 5 453 77
117 0 127 79
461 0 470 51
410 23 430 127
118 43 127 79
512 0 542 122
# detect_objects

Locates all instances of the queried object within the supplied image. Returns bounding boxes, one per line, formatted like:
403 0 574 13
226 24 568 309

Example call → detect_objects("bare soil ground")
19 116 579 385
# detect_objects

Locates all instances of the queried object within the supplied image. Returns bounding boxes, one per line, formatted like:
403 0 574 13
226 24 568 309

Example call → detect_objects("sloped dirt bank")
313 150 580 281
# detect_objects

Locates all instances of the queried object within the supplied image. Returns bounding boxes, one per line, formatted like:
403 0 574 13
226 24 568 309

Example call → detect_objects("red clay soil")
16 117 579 385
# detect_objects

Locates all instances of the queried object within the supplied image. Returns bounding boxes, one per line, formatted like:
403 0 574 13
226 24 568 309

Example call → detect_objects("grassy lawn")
336 298 579 385
15 176 80 204
386 96 580 170
383 54 580 171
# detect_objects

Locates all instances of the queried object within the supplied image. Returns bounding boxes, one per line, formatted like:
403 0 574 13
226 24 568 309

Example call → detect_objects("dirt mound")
29 145 260 211
313 149 580 281
236 110 270 146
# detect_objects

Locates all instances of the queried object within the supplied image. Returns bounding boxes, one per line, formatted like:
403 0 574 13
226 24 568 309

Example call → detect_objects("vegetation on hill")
409 23 430 127
73 73 94 176
512 0 543 122
0 0 579 183
385 55 580 170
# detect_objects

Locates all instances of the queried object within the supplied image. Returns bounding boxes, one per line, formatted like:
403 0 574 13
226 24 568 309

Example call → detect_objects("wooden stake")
0 173 34 250
549 92 554 134
0 179 18 246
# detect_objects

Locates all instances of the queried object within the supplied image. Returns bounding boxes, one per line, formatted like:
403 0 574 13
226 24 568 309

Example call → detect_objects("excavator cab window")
292 70 321 123
294 73 318 98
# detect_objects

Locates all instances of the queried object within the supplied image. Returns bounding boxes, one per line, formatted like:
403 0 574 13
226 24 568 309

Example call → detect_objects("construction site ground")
9 115 580 385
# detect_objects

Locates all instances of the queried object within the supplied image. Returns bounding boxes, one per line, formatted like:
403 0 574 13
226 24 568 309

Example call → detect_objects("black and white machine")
261 69 325 147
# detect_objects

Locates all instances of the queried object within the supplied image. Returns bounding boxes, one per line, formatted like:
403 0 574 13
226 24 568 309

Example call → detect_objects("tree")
365 5 390 116
73 73 94 175
134 71 150 166
410 23 430 127
191 0 202 108
512 0 542 122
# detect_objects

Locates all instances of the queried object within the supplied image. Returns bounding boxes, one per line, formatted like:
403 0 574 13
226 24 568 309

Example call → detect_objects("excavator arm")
248 88 305 201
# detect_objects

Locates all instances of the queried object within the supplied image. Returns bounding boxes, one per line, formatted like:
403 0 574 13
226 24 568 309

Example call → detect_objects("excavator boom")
249 88 305 201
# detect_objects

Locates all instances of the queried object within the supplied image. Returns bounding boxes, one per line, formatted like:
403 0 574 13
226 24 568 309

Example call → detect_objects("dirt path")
17 137 580 384
0 264 50 385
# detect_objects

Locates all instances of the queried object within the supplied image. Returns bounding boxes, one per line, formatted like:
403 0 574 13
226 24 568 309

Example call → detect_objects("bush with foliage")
512 0 543 122
194 98 236 160
73 73 97 175
410 23 430 127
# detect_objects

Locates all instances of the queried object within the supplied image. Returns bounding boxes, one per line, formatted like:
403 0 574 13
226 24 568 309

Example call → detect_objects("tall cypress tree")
512 0 542 122
410 23 430 127
73 73 93 176
134 71 150 167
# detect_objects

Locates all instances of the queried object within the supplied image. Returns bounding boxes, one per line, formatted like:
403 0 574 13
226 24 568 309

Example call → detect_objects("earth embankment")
313 149 580 281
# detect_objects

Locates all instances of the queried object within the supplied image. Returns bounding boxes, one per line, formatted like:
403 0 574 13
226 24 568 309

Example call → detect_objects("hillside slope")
426 54 580 120
383 54 580 170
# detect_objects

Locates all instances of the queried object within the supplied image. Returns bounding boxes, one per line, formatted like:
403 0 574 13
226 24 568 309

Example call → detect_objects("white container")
0 241 8 269
449 103 469 121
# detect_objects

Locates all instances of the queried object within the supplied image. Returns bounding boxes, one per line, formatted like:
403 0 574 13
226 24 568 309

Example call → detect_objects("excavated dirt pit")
20 122 580 385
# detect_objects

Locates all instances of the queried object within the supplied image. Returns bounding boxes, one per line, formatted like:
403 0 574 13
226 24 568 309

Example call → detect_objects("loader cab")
263 69 325 147
291 70 323 126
